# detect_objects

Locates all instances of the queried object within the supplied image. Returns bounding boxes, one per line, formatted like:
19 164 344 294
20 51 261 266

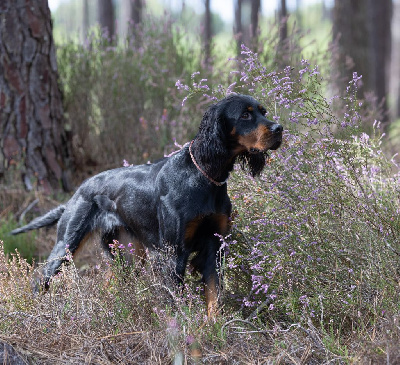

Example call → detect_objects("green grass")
0 216 36 263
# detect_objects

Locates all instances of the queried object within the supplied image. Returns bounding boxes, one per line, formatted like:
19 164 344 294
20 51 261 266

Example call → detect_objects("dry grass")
0 237 350 365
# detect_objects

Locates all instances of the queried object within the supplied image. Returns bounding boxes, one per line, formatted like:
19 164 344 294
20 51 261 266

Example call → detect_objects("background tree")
131 0 143 26
393 0 400 120
98 0 115 39
333 0 392 127
82 0 89 42
234 0 243 54
278 0 288 45
120 0 143 44
250 0 260 43
204 0 212 65
0 0 72 192
234 0 261 54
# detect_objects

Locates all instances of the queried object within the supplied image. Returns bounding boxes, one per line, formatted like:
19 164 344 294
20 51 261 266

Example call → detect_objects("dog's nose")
270 124 283 134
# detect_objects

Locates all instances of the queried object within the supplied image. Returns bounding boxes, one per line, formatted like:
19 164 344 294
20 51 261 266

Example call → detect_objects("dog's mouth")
249 147 264 154
269 139 282 150
248 139 282 154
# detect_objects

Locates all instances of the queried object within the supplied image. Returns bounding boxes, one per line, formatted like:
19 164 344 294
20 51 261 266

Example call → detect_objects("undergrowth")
0 240 342 364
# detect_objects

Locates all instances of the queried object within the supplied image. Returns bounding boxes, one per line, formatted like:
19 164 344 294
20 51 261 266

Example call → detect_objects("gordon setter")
12 94 283 315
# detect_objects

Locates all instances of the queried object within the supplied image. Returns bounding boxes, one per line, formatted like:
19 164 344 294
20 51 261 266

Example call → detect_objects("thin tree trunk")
120 0 142 44
204 0 212 65
333 0 392 128
234 0 243 55
279 0 288 45
333 0 370 89
82 0 89 42
98 0 115 39
368 0 392 127
393 0 400 120
131 0 143 26
0 0 72 191
251 0 261 42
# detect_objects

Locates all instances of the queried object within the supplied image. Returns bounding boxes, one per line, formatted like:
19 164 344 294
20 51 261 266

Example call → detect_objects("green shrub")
0 217 36 263
57 15 222 170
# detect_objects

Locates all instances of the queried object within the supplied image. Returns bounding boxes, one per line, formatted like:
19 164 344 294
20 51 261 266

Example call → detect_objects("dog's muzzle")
269 123 283 150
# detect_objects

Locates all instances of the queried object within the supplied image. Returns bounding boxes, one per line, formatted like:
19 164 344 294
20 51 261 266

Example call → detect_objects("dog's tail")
11 205 66 235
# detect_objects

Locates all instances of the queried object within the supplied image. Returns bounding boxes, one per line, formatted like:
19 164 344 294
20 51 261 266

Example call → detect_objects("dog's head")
221 94 282 153
197 94 283 177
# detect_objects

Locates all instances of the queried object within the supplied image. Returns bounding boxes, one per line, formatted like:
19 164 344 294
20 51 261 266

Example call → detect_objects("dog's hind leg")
42 197 96 287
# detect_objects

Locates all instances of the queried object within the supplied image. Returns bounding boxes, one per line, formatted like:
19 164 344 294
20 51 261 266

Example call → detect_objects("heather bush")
178 46 400 349
2 241 332 363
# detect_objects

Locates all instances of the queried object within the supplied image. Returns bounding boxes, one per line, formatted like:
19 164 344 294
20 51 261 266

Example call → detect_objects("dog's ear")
238 151 267 177
196 103 229 161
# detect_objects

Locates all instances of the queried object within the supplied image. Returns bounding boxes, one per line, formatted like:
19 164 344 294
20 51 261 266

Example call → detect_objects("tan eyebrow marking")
247 106 253 112
258 105 264 110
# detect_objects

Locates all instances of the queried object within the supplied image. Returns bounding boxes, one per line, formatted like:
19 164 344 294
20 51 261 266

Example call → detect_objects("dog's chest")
184 213 230 245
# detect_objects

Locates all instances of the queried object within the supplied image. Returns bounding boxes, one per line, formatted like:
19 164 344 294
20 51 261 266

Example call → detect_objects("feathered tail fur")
11 205 66 235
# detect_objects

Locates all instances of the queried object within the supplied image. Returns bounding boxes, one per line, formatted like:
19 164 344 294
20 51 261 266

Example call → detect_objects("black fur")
12 94 283 314
11 205 65 235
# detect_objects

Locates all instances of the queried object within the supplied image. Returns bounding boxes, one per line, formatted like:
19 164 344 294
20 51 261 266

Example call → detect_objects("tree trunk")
368 0 392 126
131 0 143 26
234 0 243 55
120 0 142 43
333 0 370 86
333 0 392 127
251 0 260 41
82 0 89 42
279 0 288 45
235 0 260 54
98 0 115 39
395 0 400 120
391 0 400 120
204 0 212 65
0 0 72 192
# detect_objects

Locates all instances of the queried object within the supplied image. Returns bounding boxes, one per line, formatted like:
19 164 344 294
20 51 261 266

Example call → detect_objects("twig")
98 331 145 341
18 199 39 225
221 319 271 339
246 298 273 320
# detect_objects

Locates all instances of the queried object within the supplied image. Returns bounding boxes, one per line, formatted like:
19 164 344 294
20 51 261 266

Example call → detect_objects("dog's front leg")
174 247 189 286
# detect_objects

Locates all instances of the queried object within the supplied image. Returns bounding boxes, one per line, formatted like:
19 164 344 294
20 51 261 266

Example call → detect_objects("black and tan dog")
12 94 283 315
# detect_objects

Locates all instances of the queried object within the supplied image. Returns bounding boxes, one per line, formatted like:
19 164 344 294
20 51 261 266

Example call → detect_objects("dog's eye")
241 112 251 120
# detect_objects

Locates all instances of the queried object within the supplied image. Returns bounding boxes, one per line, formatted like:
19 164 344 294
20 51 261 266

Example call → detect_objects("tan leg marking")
205 275 219 317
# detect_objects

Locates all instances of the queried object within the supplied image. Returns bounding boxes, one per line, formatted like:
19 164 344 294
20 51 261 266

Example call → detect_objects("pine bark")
0 0 72 192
